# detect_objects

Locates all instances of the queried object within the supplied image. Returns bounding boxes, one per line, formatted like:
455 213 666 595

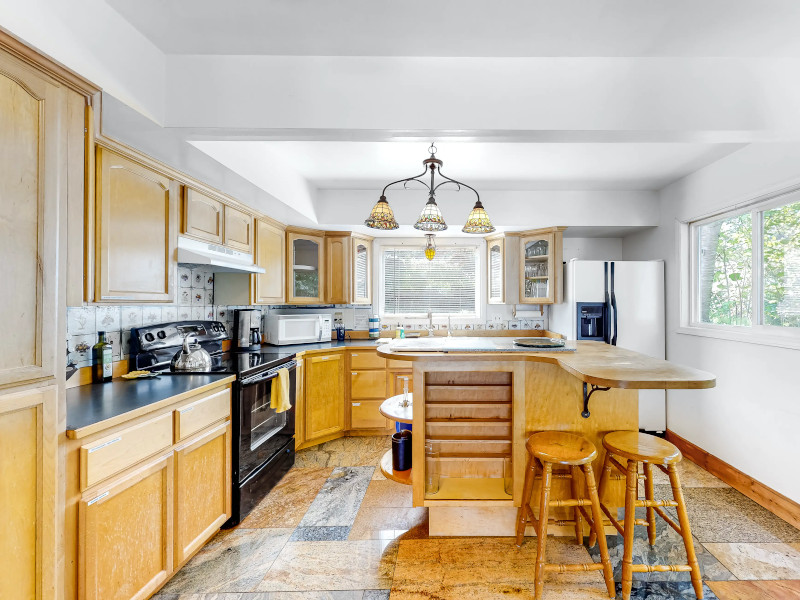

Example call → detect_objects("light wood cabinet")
223 205 254 253
79 454 173 600
351 400 389 430
174 421 231 564
287 229 325 304
304 352 345 441
486 235 505 304
518 227 566 305
182 188 224 244
95 148 178 303
351 370 388 399
349 349 392 431
389 371 413 398
324 234 373 305
253 219 286 304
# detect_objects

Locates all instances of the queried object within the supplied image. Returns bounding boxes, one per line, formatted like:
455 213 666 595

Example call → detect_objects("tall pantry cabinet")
0 34 97 600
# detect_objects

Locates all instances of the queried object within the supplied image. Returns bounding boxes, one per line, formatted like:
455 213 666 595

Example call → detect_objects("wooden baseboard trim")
665 429 800 531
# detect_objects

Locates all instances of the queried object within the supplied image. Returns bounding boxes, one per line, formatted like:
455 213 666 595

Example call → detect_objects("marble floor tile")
360 479 414 508
348 507 428 540
153 593 367 600
703 543 800 580
652 486 800 543
586 508 735 582
255 540 398 592
622 581 718 599
647 458 729 488
240 467 333 529
300 466 374 527
290 526 351 541
160 528 293 594
294 437 391 469
707 579 800 600
362 590 390 600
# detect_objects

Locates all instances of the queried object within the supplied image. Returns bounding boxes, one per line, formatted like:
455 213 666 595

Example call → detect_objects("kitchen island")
377 339 715 536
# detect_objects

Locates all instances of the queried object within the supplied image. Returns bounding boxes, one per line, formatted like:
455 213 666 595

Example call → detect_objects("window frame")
379 242 482 319
684 187 800 347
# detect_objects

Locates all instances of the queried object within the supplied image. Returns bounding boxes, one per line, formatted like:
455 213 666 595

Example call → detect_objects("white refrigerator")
551 259 666 432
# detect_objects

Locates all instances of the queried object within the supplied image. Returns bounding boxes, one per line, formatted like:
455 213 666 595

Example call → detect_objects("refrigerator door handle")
610 261 618 346
603 262 611 344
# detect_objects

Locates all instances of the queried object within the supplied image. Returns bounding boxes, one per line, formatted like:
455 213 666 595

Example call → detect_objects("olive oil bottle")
92 331 113 383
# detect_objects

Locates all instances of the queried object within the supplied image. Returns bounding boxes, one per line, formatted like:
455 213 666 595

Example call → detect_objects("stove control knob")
157 330 166 339
144 333 155 342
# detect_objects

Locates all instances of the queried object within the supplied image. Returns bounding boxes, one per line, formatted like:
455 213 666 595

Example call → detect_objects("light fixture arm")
380 167 431 197
433 167 480 203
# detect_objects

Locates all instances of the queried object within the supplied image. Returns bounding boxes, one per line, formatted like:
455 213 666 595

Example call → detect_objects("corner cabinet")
352 236 372 304
324 234 373 305
287 229 324 304
518 227 566 305
95 148 178 303
486 235 505 304
304 351 345 442
253 219 286 304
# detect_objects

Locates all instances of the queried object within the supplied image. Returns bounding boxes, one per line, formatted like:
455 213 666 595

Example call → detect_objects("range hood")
177 236 265 274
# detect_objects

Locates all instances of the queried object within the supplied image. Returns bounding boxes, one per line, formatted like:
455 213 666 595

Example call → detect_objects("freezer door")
611 260 666 431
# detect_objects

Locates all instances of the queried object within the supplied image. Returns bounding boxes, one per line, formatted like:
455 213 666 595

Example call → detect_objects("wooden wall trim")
665 429 800 530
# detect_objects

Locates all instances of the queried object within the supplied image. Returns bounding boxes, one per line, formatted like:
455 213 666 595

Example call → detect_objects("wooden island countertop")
375 338 716 537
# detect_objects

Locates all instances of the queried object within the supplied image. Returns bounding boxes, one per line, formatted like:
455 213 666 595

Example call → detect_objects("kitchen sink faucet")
426 311 435 337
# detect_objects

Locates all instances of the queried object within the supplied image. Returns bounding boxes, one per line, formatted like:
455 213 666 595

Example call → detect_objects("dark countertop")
66 373 235 439
259 338 387 354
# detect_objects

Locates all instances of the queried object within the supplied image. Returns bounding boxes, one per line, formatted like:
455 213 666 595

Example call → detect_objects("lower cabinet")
79 454 173 600
174 421 232 564
351 399 389 429
304 352 345 442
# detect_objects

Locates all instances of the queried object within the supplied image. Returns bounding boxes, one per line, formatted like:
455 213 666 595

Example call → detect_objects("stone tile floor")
154 436 800 600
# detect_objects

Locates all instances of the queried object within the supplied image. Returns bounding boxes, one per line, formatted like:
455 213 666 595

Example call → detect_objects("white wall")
623 142 800 503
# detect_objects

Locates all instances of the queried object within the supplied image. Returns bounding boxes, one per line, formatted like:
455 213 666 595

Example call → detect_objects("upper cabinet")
325 234 373 305
287 229 324 304
223 205 254 253
182 188 223 245
95 148 178 303
486 236 505 304
518 227 565 305
253 219 286 304
352 236 372 305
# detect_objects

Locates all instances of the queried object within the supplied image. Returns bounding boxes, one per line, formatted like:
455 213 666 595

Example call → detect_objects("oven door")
237 361 296 483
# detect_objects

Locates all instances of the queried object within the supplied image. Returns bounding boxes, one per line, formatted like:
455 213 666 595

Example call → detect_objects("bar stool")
589 431 703 600
515 431 615 600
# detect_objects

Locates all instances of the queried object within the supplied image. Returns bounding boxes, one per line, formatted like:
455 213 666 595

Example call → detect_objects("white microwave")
264 314 332 345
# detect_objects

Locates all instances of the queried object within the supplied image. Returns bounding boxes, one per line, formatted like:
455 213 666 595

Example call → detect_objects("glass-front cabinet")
287 229 324 304
486 235 505 304
518 227 565 305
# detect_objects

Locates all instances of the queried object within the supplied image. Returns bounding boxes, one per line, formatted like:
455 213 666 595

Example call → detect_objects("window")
382 246 479 316
691 190 800 335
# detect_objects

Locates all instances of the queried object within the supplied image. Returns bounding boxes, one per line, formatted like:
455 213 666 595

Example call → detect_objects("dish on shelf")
512 338 565 348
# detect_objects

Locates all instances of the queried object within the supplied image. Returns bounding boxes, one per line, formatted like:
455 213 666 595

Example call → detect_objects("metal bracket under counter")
582 382 611 419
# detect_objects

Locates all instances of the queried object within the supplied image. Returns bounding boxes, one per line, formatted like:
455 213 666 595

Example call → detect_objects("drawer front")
387 359 411 369
80 412 173 490
350 370 387 399
349 351 386 370
174 387 231 442
351 400 389 430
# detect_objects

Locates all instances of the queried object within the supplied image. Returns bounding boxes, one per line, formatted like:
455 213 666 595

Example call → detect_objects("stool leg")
534 461 553 600
583 463 616 599
570 465 583 544
644 462 657 546
588 451 611 548
516 453 538 546
621 459 638 600
669 463 704 600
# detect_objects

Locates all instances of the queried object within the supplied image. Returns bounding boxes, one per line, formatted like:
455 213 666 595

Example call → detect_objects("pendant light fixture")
424 234 436 260
365 143 495 234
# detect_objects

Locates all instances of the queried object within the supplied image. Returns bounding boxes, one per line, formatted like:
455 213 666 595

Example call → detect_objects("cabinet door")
351 370 388 399
79 454 173 600
287 232 324 304
0 52 62 385
352 238 372 304
253 219 285 304
305 353 344 441
174 421 231 564
487 238 505 304
351 400 389 430
183 188 223 244
519 233 555 304
0 385 57 600
95 148 177 303
223 205 254 253
325 236 350 304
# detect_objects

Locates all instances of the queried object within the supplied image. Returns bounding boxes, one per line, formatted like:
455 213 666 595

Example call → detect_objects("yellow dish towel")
271 367 292 413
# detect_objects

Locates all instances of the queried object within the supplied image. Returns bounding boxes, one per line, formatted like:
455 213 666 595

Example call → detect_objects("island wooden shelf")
379 449 412 485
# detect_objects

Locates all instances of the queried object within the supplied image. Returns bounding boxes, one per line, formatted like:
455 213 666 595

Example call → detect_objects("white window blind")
489 246 502 299
382 246 478 315
355 245 368 298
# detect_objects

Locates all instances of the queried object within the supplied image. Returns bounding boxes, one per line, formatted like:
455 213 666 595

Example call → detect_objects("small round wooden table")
378 393 413 485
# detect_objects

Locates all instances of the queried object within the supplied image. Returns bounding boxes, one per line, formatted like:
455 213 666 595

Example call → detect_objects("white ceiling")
107 0 800 57
191 140 744 191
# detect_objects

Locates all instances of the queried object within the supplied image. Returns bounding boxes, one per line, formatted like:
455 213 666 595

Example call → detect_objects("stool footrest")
637 499 678 508
534 472 573 480
549 498 592 508
544 563 606 573
630 564 693 574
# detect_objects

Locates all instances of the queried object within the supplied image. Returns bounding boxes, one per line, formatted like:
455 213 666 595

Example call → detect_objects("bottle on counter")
92 331 113 383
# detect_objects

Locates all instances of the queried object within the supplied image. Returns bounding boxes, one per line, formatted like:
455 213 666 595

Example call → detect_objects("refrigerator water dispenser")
576 302 605 341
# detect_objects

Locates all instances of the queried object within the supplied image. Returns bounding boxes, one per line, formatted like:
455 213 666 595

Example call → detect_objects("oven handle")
240 360 297 386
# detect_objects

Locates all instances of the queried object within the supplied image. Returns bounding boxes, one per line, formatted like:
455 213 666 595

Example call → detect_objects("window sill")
675 326 800 351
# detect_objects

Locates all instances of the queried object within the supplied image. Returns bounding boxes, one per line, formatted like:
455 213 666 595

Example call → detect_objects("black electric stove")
130 320 297 526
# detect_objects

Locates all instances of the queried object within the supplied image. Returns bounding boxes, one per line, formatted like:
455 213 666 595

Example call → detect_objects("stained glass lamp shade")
414 196 448 232
364 196 399 230
462 200 496 234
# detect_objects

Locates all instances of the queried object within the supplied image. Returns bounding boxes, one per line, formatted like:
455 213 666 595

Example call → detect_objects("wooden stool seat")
526 431 598 466
603 430 682 464
517 431 615 600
